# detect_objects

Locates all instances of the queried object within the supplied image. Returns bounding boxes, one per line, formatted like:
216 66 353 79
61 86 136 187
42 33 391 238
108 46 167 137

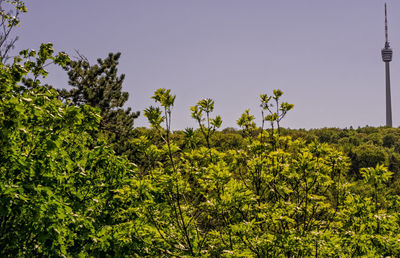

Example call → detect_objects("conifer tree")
59 52 140 154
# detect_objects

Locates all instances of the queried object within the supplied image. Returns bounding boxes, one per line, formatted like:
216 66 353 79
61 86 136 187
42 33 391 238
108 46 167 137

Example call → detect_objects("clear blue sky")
13 0 400 129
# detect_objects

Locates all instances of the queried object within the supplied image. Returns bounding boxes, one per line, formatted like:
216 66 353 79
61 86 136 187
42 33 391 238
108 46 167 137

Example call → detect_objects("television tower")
382 3 393 127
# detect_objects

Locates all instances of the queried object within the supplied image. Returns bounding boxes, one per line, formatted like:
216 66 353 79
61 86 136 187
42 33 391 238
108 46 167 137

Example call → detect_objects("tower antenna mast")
385 3 389 44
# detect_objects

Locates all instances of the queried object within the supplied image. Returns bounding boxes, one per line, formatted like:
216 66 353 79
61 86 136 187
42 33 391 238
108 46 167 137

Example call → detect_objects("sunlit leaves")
152 88 176 108
361 164 393 185
144 106 163 129
237 109 257 138
191 97 222 150
260 89 294 134
210 115 222 129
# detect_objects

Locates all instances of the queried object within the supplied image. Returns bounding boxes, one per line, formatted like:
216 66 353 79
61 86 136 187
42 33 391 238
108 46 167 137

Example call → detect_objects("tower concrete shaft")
382 3 393 127
385 62 392 127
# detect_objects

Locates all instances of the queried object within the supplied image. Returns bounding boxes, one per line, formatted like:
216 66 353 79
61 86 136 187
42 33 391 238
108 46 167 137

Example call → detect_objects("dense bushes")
0 45 136 256
113 89 400 256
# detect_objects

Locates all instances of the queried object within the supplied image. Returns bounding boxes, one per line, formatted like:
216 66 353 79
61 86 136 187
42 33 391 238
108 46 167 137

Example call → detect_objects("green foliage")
182 127 200 150
144 88 176 143
144 105 163 129
111 89 400 256
191 98 222 149
0 45 137 256
116 117 400 256
349 144 387 178
4 9 400 254
237 109 257 139
361 164 393 185
19 43 70 89
5 60 400 256
152 88 176 109
260 89 294 134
